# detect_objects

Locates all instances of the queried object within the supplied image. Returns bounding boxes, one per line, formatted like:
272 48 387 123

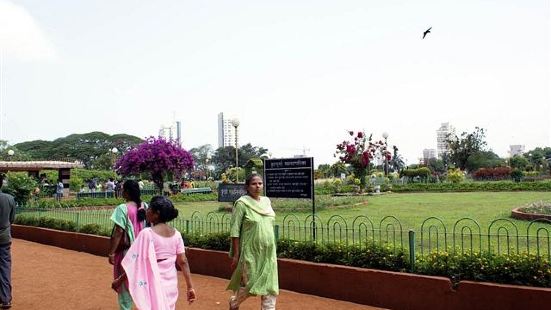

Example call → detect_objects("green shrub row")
416 251 551 287
170 193 218 202
277 239 409 272
29 197 126 209
392 181 551 192
24 193 218 209
15 214 111 236
315 184 356 195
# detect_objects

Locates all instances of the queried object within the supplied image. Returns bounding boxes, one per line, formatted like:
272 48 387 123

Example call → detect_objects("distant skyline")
0 0 549 165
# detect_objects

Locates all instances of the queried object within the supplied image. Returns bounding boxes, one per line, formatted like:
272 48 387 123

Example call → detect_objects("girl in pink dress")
122 196 196 309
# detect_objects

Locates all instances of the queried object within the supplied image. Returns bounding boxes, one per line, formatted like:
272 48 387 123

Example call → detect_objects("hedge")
24 193 218 209
392 181 551 192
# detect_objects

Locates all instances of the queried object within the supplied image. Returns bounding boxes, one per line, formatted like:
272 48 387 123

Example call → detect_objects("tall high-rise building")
436 122 455 159
159 120 182 145
509 145 525 157
218 113 238 148
423 149 437 163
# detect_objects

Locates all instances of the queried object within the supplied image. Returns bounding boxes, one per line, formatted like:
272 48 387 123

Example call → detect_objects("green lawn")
175 192 551 229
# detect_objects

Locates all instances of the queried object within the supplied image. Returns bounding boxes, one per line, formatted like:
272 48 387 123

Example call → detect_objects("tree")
389 146 405 172
211 146 236 178
524 147 551 171
211 143 269 178
330 162 347 177
509 155 529 170
446 127 488 172
189 144 213 178
115 137 194 190
0 140 31 161
427 158 446 175
317 164 331 178
465 150 504 172
15 132 143 168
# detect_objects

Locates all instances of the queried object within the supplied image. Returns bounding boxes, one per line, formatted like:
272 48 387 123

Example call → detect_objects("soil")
11 239 384 310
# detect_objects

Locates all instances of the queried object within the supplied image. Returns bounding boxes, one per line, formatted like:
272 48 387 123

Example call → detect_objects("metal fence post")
409 229 415 272
186 220 190 234
274 225 280 242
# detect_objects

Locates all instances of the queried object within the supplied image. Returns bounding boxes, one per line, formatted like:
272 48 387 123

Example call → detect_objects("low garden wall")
12 225 551 310
511 207 551 221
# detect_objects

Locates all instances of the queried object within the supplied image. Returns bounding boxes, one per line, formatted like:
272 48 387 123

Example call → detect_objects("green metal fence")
15 208 551 264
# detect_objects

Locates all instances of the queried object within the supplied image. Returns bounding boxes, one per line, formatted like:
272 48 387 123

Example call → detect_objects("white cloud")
0 0 56 61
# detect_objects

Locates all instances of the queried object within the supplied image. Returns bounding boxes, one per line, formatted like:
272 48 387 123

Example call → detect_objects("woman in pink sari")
109 180 147 310
121 196 196 309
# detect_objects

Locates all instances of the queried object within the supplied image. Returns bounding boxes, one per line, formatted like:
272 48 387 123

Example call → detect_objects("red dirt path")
11 239 385 309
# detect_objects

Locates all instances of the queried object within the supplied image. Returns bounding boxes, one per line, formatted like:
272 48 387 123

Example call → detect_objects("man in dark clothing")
0 175 15 309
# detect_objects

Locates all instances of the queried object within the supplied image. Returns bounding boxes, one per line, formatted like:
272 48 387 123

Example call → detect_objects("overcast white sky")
0 0 549 165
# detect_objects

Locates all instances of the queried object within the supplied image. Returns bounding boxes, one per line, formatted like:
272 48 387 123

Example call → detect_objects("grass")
174 192 551 229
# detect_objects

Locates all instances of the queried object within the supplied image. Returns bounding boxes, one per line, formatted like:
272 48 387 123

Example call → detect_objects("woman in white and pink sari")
121 196 196 309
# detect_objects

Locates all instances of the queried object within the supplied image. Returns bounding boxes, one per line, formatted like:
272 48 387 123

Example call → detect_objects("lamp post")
111 147 118 169
231 118 240 182
7 149 14 161
382 132 389 176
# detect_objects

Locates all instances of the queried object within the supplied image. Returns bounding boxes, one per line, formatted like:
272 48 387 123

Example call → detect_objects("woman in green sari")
108 180 147 310
227 174 279 310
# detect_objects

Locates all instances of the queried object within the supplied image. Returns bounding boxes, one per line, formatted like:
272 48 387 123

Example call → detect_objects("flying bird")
422 27 432 39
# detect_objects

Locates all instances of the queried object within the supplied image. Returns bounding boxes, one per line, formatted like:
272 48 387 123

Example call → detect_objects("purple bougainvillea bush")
115 136 194 189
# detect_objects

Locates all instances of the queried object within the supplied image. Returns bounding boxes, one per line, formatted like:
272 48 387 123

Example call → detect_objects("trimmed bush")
79 223 109 236
392 181 551 193
14 215 77 232
416 251 551 287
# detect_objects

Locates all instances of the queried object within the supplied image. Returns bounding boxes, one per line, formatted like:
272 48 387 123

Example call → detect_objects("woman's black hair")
123 180 145 221
149 196 178 223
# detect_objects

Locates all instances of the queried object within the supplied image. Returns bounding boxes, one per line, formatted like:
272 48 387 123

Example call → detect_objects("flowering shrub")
115 137 194 189
2 172 38 206
447 168 465 183
335 131 390 190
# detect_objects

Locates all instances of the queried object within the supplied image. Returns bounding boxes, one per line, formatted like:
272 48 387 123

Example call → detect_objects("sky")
0 0 549 165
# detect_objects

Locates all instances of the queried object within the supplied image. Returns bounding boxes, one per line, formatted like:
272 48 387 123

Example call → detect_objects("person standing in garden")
227 174 279 310
55 179 64 201
108 180 147 310
0 175 15 309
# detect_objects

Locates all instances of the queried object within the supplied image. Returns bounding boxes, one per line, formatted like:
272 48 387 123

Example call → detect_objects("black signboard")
218 183 247 202
264 157 313 199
